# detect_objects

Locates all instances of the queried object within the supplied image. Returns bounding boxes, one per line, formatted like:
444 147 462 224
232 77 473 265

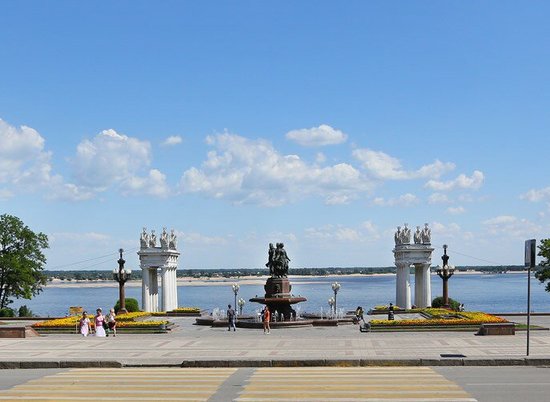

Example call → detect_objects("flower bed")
370 308 507 330
32 313 169 333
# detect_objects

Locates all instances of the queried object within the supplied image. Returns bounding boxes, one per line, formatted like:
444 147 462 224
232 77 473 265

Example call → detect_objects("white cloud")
447 206 465 214
0 118 91 201
180 132 371 206
372 193 418 207
72 129 151 190
352 148 454 180
428 193 450 204
179 232 228 246
120 169 170 197
431 221 462 239
71 129 168 198
0 188 14 200
161 135 183 147
425 170 484 191
315 152 326 164
520 187 550 202
304 221 380 243
482 215 543 238
285 124 347 147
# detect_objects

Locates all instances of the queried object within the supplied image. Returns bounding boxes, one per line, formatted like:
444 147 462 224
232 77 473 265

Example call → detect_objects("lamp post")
113 248 131 314
232 283 240 312
328 297 335 318
331 282 341 317
237 297 245 316
436 244 455 309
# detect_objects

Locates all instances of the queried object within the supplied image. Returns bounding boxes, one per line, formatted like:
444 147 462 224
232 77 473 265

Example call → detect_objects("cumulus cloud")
71 129 168 197
0 118 91 201
72 129 151 190
161 135 183 147
305 221 380 242
428 193 450 204
447 206 465 214
285 124 347 147
0 188 14 200
520 187 550 202
179 132 371 206
352 148 454 180
482 215 543 238
425 170 484 191
372 193 418 207
120 169 170 197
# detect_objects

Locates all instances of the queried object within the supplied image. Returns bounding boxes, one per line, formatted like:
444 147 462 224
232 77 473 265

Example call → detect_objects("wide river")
10 272 550 317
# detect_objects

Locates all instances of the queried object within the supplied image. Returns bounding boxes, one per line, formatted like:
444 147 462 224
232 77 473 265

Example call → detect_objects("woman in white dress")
79 312 91 337
94 308 106 337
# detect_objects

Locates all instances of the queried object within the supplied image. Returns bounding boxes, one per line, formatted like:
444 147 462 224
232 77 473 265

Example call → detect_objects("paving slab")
1 316 549 368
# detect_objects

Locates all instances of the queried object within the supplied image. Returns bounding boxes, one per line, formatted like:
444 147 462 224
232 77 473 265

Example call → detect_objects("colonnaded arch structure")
138 227 179 312
393 223 434 309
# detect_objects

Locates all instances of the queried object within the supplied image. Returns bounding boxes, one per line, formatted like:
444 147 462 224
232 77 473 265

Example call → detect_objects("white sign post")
525 239 536 356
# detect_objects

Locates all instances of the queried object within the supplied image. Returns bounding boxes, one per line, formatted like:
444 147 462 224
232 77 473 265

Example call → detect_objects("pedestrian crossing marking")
237 367 476 401
0 367 476 402
0 368 236 402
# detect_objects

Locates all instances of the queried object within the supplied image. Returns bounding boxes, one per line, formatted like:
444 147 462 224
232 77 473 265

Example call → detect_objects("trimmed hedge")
114 298 140 312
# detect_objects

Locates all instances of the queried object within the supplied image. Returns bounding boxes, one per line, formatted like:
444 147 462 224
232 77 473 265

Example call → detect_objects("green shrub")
0 307 15 317
18 305 34 317
114 298 140 313
432 296 460 311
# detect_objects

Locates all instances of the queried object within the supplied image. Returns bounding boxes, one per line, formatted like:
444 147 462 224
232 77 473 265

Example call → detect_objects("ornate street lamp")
113 248 131 314
237 297 245 316
436 244 455 309
231 283 240 312
331 282 341 317
328 297 335 318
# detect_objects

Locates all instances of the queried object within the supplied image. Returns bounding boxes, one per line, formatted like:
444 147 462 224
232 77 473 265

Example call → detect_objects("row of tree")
2 213 550 315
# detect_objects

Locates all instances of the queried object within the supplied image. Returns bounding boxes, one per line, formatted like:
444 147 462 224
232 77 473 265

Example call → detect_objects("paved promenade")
1 315 549 368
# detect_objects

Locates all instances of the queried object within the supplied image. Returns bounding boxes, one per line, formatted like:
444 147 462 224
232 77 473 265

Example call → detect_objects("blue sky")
1 1 549 271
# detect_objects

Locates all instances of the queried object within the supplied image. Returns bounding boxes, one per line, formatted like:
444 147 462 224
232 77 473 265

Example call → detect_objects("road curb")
3 358 550 369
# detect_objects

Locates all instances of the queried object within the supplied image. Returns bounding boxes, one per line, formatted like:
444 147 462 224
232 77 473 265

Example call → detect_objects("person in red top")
262 306 271 334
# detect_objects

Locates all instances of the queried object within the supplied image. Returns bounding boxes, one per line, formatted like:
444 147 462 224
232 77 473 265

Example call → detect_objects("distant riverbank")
44 270 511 288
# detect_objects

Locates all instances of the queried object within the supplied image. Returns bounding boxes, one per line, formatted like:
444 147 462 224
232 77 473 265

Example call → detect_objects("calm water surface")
10 273 549 317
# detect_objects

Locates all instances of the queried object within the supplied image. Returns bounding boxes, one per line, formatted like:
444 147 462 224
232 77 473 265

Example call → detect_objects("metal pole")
527 265 531 356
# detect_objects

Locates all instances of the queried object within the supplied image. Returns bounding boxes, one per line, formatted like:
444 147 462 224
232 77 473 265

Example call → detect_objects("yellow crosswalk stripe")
237 367 476 402
0 367 477 402
0 368 236 402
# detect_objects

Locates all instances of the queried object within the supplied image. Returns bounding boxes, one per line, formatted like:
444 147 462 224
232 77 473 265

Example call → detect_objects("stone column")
396 263 411 309
171 268 178 309
142 267 151 312
150 269 159 312
423 263 432 308
414 263 432 308
161 267 169 312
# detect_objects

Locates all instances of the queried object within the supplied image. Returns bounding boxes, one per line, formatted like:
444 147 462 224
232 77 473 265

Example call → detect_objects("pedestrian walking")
388 303 394 321
79 311 91 337
107 308 117 336
94 308 106 337
227 304 236 331
262 306 271 334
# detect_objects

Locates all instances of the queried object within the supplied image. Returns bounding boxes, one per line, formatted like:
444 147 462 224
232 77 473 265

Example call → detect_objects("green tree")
535 239 550 292
0 214 48 310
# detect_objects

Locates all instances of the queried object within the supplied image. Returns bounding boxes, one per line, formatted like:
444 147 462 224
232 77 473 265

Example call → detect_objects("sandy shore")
42 270 506 288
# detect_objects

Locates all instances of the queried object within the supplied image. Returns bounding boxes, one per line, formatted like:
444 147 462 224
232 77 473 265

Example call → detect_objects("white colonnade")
138 228 180 312
393 224 434 309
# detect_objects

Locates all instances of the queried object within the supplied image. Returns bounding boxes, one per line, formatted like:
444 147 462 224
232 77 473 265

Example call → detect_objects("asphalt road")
0 366 549 401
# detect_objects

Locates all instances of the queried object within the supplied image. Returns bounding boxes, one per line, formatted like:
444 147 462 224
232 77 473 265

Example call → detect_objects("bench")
477 322 515 336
